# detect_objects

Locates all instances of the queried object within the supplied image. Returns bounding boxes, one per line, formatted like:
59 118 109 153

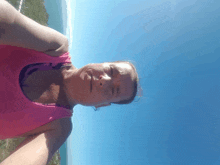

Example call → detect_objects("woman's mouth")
90 74 92 93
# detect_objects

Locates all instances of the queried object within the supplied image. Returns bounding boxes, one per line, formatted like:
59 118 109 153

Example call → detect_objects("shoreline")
61 0 68 35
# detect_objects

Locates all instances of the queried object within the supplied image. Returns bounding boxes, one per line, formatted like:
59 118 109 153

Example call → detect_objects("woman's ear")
95 103 111 109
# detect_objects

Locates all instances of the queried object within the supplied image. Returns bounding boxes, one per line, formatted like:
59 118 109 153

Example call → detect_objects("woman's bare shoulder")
0 0 69 57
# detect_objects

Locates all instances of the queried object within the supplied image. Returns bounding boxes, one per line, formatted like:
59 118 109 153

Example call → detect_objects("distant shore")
61 0 68 35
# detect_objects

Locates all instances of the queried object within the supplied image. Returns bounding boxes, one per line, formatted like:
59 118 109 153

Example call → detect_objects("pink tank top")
0 45 73 139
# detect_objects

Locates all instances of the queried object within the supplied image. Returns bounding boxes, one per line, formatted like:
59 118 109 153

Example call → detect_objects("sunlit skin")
62 62 136 108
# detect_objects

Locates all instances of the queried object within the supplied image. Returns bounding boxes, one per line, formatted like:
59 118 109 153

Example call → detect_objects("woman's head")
63 61 139 108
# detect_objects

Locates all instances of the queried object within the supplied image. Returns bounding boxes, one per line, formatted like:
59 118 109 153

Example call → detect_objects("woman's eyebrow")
110 65 116 74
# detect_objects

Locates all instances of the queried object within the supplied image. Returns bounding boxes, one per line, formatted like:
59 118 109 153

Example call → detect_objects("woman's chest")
20 65 62 104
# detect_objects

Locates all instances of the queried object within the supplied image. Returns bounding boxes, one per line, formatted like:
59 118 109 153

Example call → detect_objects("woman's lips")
90 74 92 93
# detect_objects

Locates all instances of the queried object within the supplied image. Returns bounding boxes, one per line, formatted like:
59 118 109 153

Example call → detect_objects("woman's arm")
0 0 69 56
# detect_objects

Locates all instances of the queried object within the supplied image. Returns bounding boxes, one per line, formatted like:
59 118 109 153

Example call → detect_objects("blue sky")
45 0 220 164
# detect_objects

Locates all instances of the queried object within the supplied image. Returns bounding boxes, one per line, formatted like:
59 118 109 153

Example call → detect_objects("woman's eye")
110 67 113 75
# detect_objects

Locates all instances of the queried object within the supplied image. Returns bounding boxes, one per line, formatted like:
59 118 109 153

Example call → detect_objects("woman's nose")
99 74 111 88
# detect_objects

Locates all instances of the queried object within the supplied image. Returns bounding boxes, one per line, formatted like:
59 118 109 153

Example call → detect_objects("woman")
0 1 138 165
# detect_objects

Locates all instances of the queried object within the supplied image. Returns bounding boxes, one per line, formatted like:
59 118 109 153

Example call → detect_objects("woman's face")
73 62 136 107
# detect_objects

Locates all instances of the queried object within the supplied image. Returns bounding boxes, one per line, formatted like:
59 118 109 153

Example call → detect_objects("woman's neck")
60 64 78 108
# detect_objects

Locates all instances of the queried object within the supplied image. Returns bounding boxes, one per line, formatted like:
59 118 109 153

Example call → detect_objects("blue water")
44 0 64 33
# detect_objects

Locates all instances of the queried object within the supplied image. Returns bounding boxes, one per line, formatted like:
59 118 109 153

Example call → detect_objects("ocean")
44 0 67 35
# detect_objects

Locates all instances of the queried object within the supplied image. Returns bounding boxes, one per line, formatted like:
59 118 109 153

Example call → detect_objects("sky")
45 0 220 164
